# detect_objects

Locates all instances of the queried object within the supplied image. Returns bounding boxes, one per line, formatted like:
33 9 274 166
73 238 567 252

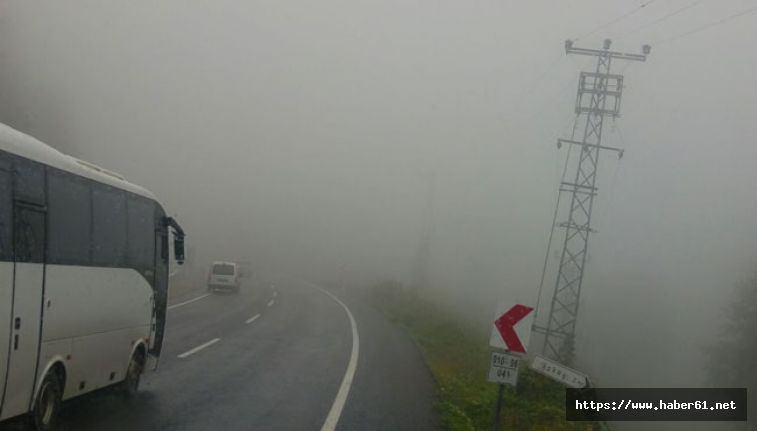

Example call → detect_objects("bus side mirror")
174 235 185 265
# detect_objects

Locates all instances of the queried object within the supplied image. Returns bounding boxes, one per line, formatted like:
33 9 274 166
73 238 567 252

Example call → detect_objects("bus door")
1 203 46 418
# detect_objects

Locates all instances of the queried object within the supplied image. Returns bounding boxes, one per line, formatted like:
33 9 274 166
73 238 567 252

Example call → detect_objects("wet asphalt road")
2 275 442 431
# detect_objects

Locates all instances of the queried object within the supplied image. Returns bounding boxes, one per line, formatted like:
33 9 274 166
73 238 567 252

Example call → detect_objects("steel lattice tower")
540 40 649 364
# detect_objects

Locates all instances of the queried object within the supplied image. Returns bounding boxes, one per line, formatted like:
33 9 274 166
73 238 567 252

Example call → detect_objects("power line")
502 53 569 135
618 0 707 39
533 115 579 323
576 0 660 41
657 4 757 45
511 54 566 103
591 120 625 231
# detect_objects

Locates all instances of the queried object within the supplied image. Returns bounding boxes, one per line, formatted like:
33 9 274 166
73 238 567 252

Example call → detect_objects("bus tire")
119 348 145 398
31 371 63 431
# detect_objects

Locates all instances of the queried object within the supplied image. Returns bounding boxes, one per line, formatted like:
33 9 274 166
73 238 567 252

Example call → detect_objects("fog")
1 1 756 429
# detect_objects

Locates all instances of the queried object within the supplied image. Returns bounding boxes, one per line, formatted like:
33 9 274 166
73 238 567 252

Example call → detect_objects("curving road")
1 275 442 430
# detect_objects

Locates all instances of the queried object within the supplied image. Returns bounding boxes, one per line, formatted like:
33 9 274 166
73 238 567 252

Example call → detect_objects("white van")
207 261 240 293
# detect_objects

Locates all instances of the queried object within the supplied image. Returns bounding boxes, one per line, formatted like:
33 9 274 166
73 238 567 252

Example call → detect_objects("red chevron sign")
489 303 534 354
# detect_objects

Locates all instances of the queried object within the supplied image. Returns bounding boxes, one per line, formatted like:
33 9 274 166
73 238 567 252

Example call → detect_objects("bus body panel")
40 266 153 399
33 339 70 397
0 262 12 414
1 262 45 421
42 266 153 342
63 327 148 399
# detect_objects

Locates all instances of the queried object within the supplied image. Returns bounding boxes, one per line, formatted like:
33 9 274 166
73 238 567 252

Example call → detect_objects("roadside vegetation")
706 269 757 429
372 280 601 431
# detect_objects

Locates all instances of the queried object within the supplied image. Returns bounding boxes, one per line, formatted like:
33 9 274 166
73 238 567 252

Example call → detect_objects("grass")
371 281 602 431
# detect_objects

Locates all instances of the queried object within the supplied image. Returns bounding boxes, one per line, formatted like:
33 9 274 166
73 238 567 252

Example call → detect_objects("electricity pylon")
540 39 650 364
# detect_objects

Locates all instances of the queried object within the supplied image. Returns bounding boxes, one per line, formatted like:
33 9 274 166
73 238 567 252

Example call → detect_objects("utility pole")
539 39 650 364
414 172 435 289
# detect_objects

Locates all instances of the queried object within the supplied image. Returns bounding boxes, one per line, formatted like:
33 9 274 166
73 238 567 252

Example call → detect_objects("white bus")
0 123 185 430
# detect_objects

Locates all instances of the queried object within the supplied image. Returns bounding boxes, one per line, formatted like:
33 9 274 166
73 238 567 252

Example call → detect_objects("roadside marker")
490 303 534 354
487 301 534 431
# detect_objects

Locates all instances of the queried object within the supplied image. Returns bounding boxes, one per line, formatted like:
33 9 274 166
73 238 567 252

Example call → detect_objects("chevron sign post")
487 302 535 431
489 303 535 354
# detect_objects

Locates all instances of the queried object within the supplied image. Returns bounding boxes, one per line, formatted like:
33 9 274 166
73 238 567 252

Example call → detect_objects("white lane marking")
267 299 275 307
273 291 278 298
316 286 359 431
246 314 261 324
168 293 210 310
177 338 220 359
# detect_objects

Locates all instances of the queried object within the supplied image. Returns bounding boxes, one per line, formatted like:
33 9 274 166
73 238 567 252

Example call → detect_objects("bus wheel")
31 372 62 431
120 349 145 398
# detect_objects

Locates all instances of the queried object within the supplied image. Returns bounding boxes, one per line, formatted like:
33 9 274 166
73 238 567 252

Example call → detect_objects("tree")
706 269 757 429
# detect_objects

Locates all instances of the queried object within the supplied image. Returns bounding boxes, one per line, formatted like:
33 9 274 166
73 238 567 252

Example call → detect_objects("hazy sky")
1 3 756 425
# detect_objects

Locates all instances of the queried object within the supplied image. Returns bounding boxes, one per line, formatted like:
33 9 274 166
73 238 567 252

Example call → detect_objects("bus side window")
127 197 155 270
14 207 44 263
0 155 10 261
92 184 127 266
47 170 92 265
12 158 45 264
13 157 45 205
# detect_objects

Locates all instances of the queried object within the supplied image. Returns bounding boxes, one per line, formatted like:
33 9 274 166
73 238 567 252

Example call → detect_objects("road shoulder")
334 286 443 431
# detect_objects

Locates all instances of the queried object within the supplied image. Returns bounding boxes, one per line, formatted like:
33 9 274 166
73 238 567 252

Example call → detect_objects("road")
8 275 442 430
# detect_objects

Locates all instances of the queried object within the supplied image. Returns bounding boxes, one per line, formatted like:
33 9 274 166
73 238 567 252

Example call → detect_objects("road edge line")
315 285 360 431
